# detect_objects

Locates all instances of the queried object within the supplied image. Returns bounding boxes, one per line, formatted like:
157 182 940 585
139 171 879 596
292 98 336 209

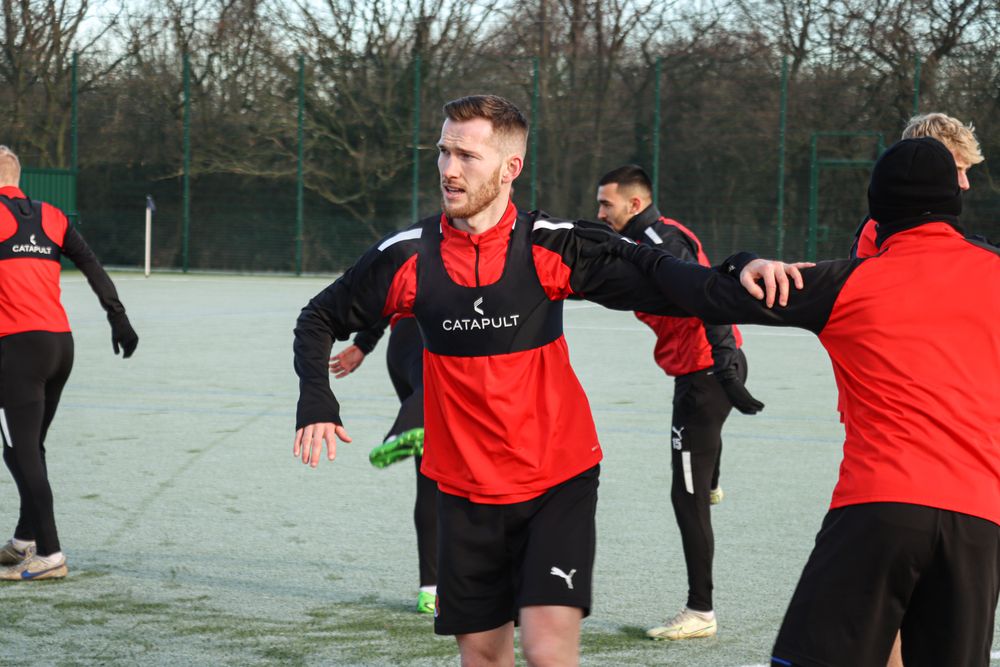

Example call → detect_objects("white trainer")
646 607 718 640
0 553 68 581
0 539 36 566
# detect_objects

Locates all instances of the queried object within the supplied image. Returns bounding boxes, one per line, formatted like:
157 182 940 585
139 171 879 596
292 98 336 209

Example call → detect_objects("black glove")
715 366 764 415
109 312 139 358
574 222 663 274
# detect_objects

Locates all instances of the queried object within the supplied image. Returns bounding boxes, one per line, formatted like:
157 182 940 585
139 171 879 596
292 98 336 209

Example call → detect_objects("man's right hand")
109 312 139 358
714 367 764 415
294 422 352 468
329 345 365 378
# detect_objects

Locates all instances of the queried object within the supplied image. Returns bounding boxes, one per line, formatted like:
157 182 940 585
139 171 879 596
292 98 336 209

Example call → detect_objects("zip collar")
618 204 661 242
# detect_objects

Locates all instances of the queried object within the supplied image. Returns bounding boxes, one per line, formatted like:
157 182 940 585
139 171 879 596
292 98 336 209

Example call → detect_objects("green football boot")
369 428 424 469
416 590 436 614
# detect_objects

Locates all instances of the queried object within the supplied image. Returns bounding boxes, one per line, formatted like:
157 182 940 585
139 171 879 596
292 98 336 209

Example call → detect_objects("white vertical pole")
144 195 154 277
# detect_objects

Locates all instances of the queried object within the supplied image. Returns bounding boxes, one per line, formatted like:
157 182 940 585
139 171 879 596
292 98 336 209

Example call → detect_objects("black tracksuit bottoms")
385 317 437 588
0 331 74 557
670 349 745 612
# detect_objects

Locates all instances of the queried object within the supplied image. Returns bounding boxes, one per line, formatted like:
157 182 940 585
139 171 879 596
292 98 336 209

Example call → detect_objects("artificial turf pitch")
1 273 997 666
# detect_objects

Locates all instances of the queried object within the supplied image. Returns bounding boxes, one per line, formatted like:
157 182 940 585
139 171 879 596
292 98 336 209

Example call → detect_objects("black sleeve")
532 218 691 316
655 226 738 371
645 250 861 335
293 236 417 429
352 316 390 355
61 226 127 319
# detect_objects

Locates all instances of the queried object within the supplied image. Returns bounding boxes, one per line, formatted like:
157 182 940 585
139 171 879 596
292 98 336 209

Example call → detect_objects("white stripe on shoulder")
644 227 663 244
378 228 422 251
533 221 575 232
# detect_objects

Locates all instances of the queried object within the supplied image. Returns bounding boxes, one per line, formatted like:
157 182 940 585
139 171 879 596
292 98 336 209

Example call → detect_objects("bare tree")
0 0 134 166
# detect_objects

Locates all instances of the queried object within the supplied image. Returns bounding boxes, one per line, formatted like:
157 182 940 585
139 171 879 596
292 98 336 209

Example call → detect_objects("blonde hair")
0 146 20 187
902 113 984 166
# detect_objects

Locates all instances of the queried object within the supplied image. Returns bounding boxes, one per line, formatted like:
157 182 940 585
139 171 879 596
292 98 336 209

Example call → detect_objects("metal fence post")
70 52 79 224
182 54 191 273
296 54 305 275
807 134 819 262
652 56 662 209
530 56 539 211
411 55 421 223
776 55 788 259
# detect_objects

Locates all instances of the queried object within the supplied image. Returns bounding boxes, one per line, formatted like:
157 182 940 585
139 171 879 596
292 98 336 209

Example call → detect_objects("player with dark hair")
596 163 762 640
291 94 800 664
583 137 1000 667
328 314 437 614
0 145 139 581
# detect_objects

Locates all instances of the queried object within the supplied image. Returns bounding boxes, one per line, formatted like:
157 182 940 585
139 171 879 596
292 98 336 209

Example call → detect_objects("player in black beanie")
867 137 963 246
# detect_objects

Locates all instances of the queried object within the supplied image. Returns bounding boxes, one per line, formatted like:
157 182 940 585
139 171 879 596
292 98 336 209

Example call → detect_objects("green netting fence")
5 52 998 274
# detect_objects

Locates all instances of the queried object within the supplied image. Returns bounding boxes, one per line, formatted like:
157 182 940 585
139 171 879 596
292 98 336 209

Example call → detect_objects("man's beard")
441 167 502 219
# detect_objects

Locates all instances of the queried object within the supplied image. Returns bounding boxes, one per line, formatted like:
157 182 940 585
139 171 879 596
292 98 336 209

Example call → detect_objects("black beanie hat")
867 136 962 225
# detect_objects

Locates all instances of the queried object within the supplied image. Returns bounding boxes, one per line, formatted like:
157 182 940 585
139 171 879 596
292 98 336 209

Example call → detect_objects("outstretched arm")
651 250 853 333
61 224 138 358
573 224 859 333
570 223 807 314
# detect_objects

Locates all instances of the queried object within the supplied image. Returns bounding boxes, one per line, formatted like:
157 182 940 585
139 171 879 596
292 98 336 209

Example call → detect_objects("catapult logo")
442 296 520 332
12 234 53 255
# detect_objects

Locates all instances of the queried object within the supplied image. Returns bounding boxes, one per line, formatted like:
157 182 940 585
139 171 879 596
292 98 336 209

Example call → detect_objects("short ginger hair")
443 95 528 156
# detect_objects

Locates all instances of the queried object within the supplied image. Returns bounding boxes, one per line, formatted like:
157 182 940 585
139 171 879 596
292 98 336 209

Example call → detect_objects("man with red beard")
292 94 802 665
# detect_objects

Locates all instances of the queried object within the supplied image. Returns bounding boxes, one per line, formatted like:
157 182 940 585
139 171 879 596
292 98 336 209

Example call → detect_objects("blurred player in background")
596 164 763 641
0 145 138 581
328 314 437 614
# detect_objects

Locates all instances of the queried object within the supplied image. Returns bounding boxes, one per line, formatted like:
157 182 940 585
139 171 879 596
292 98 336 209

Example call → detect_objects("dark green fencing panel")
20 168 77 221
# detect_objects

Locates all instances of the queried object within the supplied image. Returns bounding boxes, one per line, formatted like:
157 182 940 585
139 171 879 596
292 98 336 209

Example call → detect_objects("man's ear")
629 196 644 215
502 154 524 184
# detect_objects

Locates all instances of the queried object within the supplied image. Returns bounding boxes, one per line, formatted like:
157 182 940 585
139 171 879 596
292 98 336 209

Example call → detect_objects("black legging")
385 318 437 588
1 331 74 557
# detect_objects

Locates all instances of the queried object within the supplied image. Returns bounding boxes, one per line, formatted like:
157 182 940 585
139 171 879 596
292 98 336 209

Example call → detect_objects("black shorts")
772 502 1000 667
433 465 599 636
